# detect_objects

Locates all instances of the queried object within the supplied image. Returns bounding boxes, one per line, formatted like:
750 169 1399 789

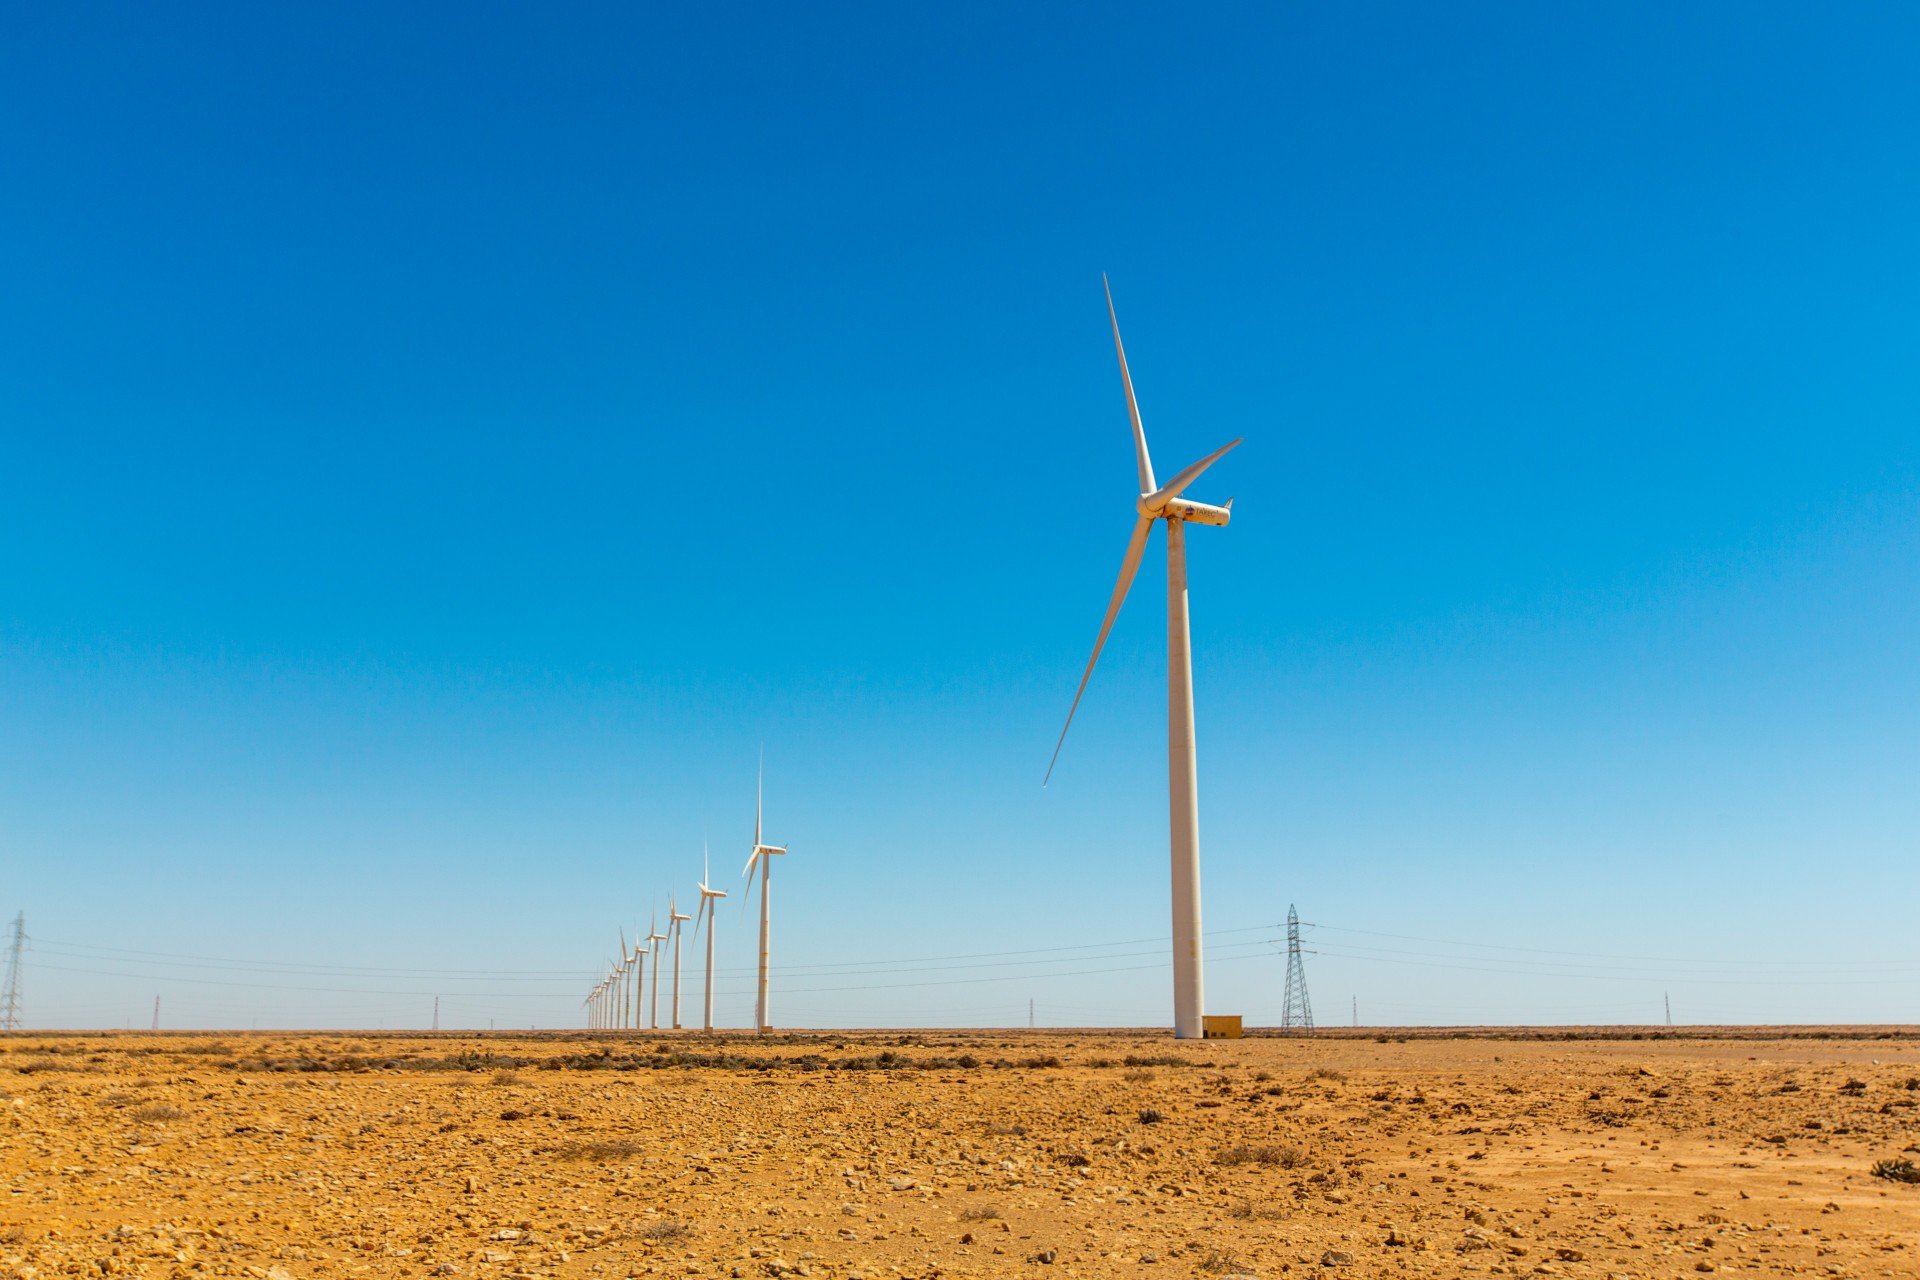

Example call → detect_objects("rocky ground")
2 1030 1917 1278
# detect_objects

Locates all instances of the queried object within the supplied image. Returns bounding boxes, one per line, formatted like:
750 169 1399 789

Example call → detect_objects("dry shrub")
958 1205 1003 1222
985 1122 1027 1137
1229 1200 1286 1221
1123 1068 1156 1083
639 1220 693 1243
1138 1108 1166 1125
557 1139 645 1161
1873 1158 1920 1184
491 1070 524 1086
1218 1143 1304 1169
1198 1248 1251 1274
1308 1066 1346 1082
130 1104 187 1122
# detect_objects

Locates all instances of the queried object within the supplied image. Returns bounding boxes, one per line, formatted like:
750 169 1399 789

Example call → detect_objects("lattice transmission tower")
1280 904 1313 1033
1 912 25 1032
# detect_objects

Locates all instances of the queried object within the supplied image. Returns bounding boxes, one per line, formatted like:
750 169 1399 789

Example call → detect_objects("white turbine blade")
1046 514 1153 785
619 926 628 957
1144 438 1242 510
1104 274 1156 494
755 748 764 847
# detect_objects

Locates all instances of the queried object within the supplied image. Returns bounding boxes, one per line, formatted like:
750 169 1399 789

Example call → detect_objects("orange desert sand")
3 1030 1917 1279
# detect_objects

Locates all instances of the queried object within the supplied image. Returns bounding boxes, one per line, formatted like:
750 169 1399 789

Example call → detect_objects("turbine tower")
645 912 668 1029
742 755 788 1035
1280 904 1313 1033
2 912 26 1032
693 843 729 1032
617 929 634 1029
1046 277 1242 1040
629 929 649 1031
667 895 692 1030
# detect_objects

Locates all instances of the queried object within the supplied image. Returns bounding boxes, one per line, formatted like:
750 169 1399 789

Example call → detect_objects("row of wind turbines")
585 763 787 1034
584 278 1240 1039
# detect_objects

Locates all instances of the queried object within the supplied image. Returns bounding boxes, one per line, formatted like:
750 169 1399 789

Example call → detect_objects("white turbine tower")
646 911 668 1029
617 929 632 1030
741 756 788 1036
667 894 692 1030
628 928 649 1031
1046 276 1242 1041
692 843 729 1032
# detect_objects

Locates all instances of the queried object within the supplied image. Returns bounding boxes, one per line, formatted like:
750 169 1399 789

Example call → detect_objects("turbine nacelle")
1143 497 1232 526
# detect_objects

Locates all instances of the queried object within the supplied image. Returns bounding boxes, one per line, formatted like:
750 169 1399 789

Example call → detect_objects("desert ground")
2 1029 1916 1279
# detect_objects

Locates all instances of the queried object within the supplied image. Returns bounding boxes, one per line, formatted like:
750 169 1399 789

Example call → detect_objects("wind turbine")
617 929 632 1030
692 842 729 1032
1046 276 1242 1041
741 755 787 1035
628 928 649 1032
646 911 668 1029
667 894 692 1030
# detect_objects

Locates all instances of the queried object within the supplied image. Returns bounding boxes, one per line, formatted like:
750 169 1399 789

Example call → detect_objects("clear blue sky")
3 4 1916 1029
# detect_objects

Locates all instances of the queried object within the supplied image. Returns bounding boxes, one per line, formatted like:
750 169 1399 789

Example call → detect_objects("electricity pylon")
1 913 24 1032
1280 904 1313 1034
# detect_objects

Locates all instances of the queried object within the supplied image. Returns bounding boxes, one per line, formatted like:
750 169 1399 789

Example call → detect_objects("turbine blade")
756 748 764 847
1104 275 1156 494
1144 438 1242 510
1045 514 1154 785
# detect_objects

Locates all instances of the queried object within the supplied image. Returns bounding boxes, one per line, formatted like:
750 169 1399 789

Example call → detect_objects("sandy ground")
2 1030 1917 1279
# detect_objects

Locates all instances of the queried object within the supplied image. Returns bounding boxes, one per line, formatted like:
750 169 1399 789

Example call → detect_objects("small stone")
1321 1250 1353 1267
1034 1249 1057 1264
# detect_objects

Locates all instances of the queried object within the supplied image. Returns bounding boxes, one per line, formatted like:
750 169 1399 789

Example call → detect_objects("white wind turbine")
617 929 633 1030
628 928 649 1031
667 893 692 1030
692 842 729 1032
1046 276 1242 1041
741 756 787 1036
646 911 668 1029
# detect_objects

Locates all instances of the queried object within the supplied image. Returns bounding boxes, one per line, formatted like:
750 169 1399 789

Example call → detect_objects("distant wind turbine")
668 894 692 1030
646 911 668 1029
742 755 788 1035
628 928 649 1031
617 928 633 1030
692 842 729 1032
1046 276 1242 1041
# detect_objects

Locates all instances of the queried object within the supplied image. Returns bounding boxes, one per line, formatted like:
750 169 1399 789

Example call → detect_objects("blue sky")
3 4 1916 1029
